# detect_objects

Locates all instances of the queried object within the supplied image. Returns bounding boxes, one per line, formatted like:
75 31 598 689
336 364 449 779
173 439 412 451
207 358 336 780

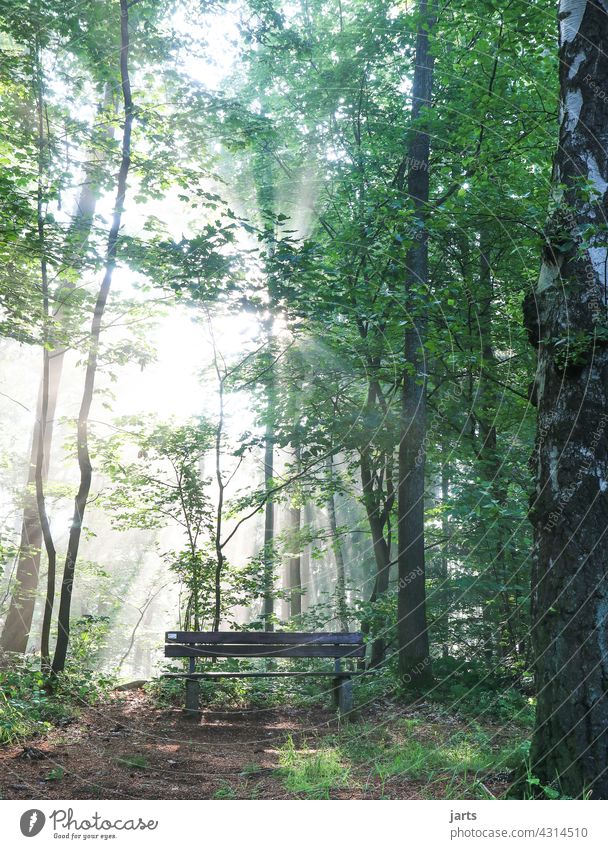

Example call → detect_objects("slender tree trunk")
1 369 55 656
286 379 303 620
396 0 436 689
326 455 349 631
300 501 313 614
1 89 114 655
262 416 275 631
287 506 302 618
360 448 391 666
253 128 277 633
207 324 226 633
523 0 608 799
52 0 133 675
287 486 302 619
439 449 449 659
30 41 57 673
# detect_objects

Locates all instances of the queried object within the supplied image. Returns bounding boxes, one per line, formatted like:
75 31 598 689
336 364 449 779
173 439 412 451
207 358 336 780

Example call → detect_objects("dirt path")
0 692 513 800
0 691 356 799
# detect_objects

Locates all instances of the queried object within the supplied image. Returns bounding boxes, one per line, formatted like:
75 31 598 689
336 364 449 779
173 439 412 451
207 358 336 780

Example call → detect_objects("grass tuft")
278 735 351 799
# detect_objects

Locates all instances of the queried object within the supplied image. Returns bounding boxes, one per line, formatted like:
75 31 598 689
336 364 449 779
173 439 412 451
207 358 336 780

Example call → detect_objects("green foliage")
45 766 65 781
147 660 334 710
430 658 535 727
97 417 220 629
0 662 65 744
67 615 111 667
0 654 112 746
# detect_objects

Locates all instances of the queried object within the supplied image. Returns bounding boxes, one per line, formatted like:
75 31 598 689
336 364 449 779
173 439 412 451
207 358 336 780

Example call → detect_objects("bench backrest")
165 631 365 659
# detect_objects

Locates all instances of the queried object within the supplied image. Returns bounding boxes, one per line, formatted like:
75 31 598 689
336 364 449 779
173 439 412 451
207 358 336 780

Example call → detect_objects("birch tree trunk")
396 0 436 688
524 0 608 798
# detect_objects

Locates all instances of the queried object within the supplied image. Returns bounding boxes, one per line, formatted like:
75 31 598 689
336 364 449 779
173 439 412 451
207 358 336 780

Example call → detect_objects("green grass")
283 712 530 800
116 754 150 769
212 780 237 799
277 735 351 799
45 767 65 782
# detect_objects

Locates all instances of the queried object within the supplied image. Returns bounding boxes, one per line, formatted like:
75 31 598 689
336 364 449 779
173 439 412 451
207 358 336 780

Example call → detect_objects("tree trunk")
52 0 133 675
524 0 608 799
212 363 225 633
396 0 436 689
286 381 303 620
262 417 275 631
300 501 313 614
326 455 349 631
1 364 57 656
439 447 450 659
30 41 57 673
360 448 391 666
287 504 302 619
0 89 114 655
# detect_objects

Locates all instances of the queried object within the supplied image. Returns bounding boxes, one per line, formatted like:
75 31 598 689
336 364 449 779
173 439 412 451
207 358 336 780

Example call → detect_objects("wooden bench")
163 631 365 717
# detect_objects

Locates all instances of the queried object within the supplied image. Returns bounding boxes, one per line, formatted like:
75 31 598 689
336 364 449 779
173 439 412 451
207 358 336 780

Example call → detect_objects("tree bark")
524 0 608 799
396 0 436 689
51 0 133 675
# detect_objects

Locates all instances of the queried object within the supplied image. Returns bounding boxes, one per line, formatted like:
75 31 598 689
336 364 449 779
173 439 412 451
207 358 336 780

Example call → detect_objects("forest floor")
0 690 525 800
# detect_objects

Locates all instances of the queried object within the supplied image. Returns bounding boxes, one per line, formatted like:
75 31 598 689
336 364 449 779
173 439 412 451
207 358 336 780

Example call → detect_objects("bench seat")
162 670 353 679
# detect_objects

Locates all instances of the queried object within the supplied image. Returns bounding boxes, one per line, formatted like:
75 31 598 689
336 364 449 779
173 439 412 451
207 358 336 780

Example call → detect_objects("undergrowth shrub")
0 619 114 746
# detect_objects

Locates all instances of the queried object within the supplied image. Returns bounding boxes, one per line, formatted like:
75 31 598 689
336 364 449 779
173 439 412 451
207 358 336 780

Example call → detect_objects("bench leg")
332 677 340 709
184 678 200 719
334 677 353 717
